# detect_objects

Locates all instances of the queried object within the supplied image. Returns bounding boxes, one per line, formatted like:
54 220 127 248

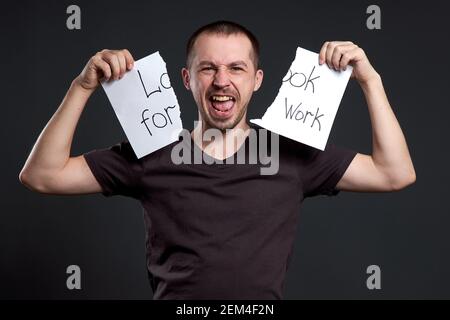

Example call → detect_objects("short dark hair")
186 20 260 70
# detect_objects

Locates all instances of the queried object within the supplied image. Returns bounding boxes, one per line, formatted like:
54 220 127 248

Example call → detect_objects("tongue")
212 100 234 111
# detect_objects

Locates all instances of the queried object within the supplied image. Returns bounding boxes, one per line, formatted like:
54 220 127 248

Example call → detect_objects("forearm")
361 75 416 186
20 79 94 178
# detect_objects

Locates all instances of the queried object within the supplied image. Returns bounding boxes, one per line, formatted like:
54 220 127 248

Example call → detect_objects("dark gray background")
1 0 449 299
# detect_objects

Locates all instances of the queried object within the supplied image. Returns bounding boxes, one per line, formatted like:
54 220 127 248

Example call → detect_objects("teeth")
212 95 233 102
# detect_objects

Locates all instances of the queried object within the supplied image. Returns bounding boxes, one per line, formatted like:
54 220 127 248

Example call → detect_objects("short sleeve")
300 143 357 198
83 140 143 199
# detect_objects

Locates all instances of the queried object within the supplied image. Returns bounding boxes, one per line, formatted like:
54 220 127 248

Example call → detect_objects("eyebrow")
197 60 248 68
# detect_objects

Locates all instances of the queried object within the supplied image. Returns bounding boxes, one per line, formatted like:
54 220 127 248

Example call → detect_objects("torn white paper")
250 47 352 150
101 51 183 158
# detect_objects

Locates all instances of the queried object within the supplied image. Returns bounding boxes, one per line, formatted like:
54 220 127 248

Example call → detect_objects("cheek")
193 78 211 95
192 85 209 106
238 80 256 98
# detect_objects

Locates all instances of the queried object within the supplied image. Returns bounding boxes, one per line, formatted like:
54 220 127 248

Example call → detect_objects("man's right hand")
19 49 135 195
74 49 135 91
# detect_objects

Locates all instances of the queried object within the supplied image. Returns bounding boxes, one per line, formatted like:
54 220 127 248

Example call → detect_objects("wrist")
71 77 96 96
359 72 382 90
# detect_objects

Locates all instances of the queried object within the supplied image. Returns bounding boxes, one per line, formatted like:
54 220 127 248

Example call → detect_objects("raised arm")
318 41 416 192
19 49 134 195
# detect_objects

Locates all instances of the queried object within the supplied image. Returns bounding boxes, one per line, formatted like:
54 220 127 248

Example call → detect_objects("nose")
213 67 230 88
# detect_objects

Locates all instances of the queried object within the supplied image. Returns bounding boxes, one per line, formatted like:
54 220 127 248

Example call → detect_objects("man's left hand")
319 41 379 84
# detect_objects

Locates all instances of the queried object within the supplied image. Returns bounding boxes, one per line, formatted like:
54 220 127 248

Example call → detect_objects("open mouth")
208 95 236 118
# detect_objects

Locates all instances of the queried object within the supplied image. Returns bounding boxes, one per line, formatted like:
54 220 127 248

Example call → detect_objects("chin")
198 100 247 131
207 118 237 131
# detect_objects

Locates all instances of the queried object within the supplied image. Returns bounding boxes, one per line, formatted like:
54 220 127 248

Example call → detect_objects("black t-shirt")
83 127 357 299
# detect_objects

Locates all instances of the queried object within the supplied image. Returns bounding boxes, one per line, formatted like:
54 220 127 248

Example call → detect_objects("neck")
191 115 251 160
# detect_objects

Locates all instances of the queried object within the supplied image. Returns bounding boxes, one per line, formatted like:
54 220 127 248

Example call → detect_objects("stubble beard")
200 102 248 132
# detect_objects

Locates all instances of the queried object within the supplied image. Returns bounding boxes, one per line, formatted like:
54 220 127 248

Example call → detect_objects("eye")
230 66 244 71
200 66 215 72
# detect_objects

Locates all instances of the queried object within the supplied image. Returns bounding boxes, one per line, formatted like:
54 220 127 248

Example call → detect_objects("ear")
253 69 264 92
181 67 191 90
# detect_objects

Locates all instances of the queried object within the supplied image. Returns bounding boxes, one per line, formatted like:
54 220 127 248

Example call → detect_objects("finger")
92 55 112 81
122 49 134 70
116 52 127 78
340 46 359 71
103 52 121 80
326 41 353 70
325 43 336 69
331 44 355 71
319 42 329 65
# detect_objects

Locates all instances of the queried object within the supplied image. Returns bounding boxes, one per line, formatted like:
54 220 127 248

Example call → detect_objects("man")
19 21 415 299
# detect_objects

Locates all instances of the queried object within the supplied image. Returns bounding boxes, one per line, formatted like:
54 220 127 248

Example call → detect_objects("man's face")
182 33 263 130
